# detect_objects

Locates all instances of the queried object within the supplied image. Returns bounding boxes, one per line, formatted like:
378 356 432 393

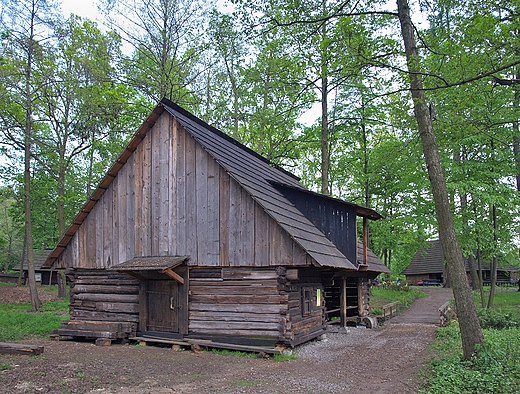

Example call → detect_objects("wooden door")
146 280 179 333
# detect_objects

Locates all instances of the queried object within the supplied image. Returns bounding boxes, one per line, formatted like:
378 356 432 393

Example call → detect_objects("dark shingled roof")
13 250 53 271
402 239 518 275
113 256 188 271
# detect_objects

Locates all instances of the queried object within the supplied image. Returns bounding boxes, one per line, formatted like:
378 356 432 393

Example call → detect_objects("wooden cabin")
402 239 517 287
12 249 57 285
43 98 389 350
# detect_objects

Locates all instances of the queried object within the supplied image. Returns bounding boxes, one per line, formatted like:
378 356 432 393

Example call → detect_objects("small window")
301 287 312 316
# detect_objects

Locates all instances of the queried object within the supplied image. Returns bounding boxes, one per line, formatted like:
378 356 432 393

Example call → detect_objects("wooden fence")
382 301 399 320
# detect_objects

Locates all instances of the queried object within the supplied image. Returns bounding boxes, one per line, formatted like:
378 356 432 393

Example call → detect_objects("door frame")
138 265 189 336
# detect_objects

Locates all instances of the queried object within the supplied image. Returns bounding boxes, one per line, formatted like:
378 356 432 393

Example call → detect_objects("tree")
0 0 57 310
396 0 484 359
100 0 212 109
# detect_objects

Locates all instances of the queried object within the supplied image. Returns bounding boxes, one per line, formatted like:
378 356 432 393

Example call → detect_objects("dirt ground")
0 286 453 394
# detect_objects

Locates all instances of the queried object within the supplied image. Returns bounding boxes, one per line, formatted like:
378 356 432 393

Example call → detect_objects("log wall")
283 268 325 346
188 267 289 346
67 269 139 325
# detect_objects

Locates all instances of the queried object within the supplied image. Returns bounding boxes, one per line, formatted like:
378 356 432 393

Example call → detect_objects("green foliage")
477 307 520 330
424 293 520 393
370 307 383 315
424 326 520 394
0 297 69 342
210 348 257 358
273 353 298 362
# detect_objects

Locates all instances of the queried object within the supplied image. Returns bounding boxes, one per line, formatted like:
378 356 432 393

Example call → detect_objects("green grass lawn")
370 285 427 310
423 288 520 393
0 286 69 342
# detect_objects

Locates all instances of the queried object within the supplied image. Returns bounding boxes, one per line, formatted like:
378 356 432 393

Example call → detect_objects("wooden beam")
160 268 185 284
363 217 368 266
340 277 347 327
0 342 44 355
120 271 146 282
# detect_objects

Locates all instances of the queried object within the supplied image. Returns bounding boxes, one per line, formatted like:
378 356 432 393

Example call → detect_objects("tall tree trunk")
487 204 498 308
397 0 483 359
513 69 520 192
320 0 330 195
24 3 42 311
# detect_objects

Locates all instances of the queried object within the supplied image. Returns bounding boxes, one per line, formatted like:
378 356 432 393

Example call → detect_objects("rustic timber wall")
56 114 313 270
67 269 139 325
280 268 325 347
188 267 290 346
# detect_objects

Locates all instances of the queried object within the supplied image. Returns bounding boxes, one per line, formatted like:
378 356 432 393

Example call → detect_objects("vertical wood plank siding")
56 114 310 269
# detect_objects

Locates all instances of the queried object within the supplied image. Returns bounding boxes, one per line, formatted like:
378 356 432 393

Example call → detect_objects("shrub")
424 324 520 393
477 308 520 330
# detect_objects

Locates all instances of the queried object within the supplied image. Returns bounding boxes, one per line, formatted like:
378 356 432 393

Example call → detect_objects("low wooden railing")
382 301 399 320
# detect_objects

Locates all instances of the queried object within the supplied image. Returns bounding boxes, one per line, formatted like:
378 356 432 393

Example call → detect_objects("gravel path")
0 287 454 393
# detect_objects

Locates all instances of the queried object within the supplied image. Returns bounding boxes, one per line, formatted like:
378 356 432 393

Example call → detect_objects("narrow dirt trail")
1 287 454 394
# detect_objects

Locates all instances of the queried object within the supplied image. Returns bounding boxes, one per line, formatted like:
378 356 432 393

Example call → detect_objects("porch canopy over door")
113 256 189 337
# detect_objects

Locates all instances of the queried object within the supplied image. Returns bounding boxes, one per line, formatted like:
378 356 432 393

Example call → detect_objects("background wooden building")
44 98 389 350
402 239 517 286
12 249 57 285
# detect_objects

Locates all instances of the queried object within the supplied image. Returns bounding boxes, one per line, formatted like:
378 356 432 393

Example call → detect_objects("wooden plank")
175 121 186 256
150 120 161 256
221 268 277 280
109 175 119 267
159 268 184 284
134 134 144 256
206 153 220 265
102 184 113 268
0 342 44 355
189 268 222 279
189 303 287 314
168 115 177 254
196 142 209 265
228 177 243 266
187 339 282 355
71 310 140 323
241 186 255 265
254 202 269 266
141 131 152 255
158 113 171 255
85 201 96 268
188 327 280 338
189 311 281 323
74 293 139 303
55 329 124 339
219 166 230 267
117 160 128 264
95 189 104 268
74 278 138 286
189 294 287 304
95 302 139 314
189 285 277 296
189 279 279 288
126 153 136 259
71 284 139 294
185 131 197 260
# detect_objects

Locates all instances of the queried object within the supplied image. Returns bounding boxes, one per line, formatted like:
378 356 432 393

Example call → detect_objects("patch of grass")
371 287 426 309
273 352 297 362
1 361 13 370
370 307 383 316
0 298 69 342
423 291 520 393
210 348 257 358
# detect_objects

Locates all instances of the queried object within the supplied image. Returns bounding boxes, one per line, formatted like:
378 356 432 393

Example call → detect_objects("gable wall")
57 113 311 269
